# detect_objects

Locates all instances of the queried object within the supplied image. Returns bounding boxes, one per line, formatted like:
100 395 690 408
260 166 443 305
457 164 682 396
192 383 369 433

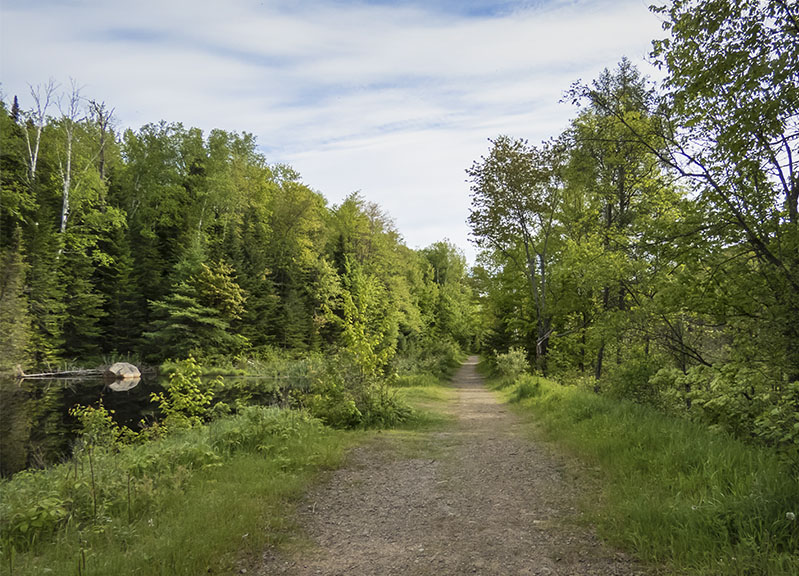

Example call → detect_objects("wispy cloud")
0 0 664 259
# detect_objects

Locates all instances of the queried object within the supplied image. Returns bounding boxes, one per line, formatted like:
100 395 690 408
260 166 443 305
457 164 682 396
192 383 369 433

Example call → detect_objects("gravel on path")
256 357 650 576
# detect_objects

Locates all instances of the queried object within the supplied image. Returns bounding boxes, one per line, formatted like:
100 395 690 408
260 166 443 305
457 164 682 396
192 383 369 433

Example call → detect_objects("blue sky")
0 0 664 261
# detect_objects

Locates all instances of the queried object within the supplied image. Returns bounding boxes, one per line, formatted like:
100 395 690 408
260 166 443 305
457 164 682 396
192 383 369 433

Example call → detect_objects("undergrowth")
1 346 459 574
497 374 799 575
0 406 355 575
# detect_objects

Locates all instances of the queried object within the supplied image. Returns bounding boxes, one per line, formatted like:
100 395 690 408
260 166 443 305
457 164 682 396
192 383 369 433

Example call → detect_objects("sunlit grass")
499 375 799 575
1 412 359 576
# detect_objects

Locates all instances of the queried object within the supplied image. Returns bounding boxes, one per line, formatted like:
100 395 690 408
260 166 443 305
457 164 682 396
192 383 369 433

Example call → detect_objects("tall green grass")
1 408 357 575
500 376 799 575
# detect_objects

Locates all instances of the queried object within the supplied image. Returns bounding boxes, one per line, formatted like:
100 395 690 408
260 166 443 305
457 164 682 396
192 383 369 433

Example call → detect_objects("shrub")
495 347 529 379
151 356 220 430
304 356 411 429
305 375 363 428
605 356 661 404
648 365 799 464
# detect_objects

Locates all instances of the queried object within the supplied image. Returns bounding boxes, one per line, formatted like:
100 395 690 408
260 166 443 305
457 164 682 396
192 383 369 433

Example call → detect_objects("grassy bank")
1 347 461 576
492 372 799 576
1 408 359 576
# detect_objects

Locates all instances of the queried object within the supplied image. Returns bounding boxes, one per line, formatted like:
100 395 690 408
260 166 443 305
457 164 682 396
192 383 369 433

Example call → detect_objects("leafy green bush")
648 365 799 462
304 356 411 429
358 383 412 428
495 347 529 379
151 356 220 430
391 337 464 383
305 375 363 428
604 356 660 404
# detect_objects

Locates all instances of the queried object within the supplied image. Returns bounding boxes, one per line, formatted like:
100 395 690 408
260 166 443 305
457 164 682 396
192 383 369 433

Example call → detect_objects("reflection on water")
0 374 284 477
0 375 161 477
108 378 142 392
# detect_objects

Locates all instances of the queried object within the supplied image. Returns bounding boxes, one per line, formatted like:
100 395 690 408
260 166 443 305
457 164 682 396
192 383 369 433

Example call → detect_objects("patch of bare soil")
256 357 650 575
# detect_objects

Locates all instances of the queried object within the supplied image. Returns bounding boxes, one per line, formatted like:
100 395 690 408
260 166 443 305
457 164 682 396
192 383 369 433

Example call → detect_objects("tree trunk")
60 127 73 234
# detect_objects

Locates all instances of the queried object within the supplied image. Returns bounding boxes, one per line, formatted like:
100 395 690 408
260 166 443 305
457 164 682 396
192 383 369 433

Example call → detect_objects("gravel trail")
257 357 649 576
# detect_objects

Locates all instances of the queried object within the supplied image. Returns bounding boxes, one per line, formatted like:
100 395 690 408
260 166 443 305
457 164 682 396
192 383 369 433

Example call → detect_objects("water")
0 373 285 477
0 375 162 477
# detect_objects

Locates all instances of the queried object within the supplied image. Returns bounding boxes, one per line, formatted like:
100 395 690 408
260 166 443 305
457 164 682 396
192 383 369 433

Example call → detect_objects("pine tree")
0 228 32 371
143 261 247 360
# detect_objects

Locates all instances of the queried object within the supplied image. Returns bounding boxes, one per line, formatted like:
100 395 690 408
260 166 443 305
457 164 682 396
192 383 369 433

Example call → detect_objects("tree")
143 261 247 360
649 0 799 379
565 59 672 379
21 80 56 185
468 136 563 371
0 229 32 371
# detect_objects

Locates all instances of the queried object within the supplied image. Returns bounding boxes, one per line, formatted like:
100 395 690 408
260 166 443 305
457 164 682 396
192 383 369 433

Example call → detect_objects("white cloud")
0 0 665 262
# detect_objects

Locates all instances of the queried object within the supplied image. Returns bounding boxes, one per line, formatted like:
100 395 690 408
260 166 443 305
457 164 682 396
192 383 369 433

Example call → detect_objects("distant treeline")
0 90 477 373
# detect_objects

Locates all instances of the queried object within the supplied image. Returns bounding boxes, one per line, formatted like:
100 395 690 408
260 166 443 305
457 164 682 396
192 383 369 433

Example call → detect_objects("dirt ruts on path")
257 357 649 576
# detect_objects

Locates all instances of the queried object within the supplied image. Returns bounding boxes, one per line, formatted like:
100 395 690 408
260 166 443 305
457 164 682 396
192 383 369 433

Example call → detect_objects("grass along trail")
257 357 650 575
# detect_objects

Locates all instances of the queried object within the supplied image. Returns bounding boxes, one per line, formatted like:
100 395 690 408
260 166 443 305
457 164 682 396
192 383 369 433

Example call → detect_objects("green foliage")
509 373 542 402
467 22 798 462
494 347 530 379
144 261 248 360
305 375 363 429
508 377 799 575
69 401 124 449
0 405 341 568
391 336 464 386
150 357 219 430
0 233 31 372
1 87 479 389
649 366 799 462
304 356 412 429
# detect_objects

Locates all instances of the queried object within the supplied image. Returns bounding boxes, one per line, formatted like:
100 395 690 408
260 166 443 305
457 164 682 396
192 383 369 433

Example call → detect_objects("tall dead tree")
88 100 114 182
22 80 57 184
57 80 84 235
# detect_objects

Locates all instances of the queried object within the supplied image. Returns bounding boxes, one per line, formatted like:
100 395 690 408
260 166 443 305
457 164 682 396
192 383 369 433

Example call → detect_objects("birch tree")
21 79 56 184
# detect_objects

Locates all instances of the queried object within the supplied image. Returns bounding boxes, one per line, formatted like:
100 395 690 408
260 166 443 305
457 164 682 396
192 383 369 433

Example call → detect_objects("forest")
0 0 796 464
469 1 798 459
0 91 476 369
1 0 797 459
0 0 797 573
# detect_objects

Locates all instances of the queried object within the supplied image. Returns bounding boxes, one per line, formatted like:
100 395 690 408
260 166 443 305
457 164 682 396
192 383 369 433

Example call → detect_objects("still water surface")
0 373 281 477
0 375 162 477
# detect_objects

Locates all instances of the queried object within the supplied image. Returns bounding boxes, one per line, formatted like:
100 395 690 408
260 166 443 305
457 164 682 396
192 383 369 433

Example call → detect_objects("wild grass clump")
392 373 441 388
509 374 542 402
510 378 799 575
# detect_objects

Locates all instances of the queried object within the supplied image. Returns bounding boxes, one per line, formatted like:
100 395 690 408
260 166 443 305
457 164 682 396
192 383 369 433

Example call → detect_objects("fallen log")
16 367 105 379
16 362 142 381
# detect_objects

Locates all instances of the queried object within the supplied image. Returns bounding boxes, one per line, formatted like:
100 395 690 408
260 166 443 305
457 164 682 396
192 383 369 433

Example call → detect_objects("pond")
0 373 285 477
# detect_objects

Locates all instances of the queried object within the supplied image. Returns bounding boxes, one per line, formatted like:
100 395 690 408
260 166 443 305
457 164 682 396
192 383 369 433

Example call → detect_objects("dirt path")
257 357 649 575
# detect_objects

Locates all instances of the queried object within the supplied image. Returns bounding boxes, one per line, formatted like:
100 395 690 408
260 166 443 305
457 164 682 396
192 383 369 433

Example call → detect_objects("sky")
0 0 665 262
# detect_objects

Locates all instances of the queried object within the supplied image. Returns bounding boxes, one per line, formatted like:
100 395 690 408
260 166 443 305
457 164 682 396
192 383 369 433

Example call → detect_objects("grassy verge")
1 408 359 576
492 374 799 576
1 351 461 575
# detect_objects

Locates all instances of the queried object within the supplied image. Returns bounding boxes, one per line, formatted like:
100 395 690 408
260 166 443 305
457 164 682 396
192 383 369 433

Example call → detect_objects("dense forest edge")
486 353 799 575
1 0 798 574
